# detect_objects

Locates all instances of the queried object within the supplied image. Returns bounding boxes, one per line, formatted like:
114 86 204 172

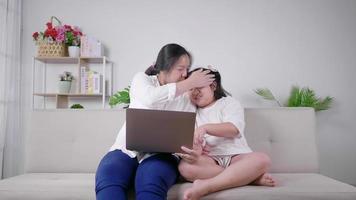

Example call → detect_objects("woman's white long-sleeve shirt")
110 72 196 159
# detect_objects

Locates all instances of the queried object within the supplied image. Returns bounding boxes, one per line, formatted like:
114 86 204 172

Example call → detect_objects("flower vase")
58 81 72 93
68 46 80 57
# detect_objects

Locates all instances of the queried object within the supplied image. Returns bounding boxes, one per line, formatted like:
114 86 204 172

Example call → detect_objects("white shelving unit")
32 56 114 109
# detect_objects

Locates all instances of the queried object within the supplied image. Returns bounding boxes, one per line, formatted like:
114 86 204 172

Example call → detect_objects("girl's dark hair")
145 43 192 75
189 67 231 100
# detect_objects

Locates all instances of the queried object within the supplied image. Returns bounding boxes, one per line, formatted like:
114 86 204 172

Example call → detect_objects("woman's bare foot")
253 173 276 187
183 179 210 200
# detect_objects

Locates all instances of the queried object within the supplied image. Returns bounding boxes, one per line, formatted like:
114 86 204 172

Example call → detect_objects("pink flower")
55 25 65 35
73 26 82 36
64 25 72 31
55 33 65 43
32 17 84 46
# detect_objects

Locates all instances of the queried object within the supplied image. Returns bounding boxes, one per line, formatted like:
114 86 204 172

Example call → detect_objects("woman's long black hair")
189 67 231 100
145 43 192 75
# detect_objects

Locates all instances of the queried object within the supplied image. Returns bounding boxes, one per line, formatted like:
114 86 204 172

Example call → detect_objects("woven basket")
37 42 67 57
36 16 68 57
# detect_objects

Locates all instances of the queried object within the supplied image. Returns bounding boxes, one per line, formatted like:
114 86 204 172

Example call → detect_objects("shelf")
34 93 107 97
34 93 109 109
35 56 111 64
32 56 113 109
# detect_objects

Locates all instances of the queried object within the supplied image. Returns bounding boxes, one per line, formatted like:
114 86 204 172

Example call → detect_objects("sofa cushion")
0 173 94 200
25 108 318 173
0 173 355 200
244 108 318 173
170 173 356 200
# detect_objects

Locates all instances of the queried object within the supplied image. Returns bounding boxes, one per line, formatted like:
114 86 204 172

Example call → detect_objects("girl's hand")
194 125 207 146
202 143 211 155
176 146 201 164
187 69 215 88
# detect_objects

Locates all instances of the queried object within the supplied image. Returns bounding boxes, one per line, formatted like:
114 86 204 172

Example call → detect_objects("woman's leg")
135 154 179 200
184 152 273 200
95 150 138 200
179 154 224 182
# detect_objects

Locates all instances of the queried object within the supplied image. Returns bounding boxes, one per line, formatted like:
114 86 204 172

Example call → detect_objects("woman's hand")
176 69 215 96
188 69 215 88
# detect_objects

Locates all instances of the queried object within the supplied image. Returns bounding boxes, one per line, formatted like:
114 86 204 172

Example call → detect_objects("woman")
95 44 215 200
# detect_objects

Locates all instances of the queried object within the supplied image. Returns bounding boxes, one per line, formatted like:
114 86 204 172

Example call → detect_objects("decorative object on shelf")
65 24 82 57
70 104 84 109
80 67 103 94
58 71 74 93
32 16 83 57
80 36 104 57
68 46 80 57
254 86 333 111
109 86 130 108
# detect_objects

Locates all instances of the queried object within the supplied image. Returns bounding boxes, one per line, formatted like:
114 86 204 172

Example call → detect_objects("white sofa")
0 108 355 200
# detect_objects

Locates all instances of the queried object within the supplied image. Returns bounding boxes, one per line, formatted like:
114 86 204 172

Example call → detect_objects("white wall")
20 0 356 185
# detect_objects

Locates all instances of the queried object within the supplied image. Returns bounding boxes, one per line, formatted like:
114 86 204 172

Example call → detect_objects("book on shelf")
80 67 103 94
80 35 104 57
80 66 87 94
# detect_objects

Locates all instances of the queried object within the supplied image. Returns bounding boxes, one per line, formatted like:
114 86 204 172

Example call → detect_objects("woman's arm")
130 72 177 107
130 70 214 107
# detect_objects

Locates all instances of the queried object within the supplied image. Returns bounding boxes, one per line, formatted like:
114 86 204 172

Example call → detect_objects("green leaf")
286 86 333 111
109 86 130 108
254 88 276 100
287 86 302 107
314 96 333 111
70 104 84 109
300 88 317 107
254 88 282 106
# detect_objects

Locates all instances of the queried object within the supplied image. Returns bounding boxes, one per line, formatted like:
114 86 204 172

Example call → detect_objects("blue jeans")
95 150 179 200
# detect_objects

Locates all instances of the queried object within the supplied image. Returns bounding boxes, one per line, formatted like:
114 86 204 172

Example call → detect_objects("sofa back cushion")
245 108 318 173
25 108 318 173
26 110 123 173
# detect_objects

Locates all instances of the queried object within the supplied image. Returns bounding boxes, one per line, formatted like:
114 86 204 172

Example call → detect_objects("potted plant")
109 86 130 108
70 104 84 109
64 25 82 57
58 71 74 93
254 86 333 111
32 16 83 57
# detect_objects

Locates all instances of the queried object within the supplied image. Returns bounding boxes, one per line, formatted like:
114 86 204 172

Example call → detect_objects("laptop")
126 108 196 153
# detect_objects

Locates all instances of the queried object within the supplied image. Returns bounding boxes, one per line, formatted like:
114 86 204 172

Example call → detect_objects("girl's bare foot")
183 179 210 200
253 173 276 187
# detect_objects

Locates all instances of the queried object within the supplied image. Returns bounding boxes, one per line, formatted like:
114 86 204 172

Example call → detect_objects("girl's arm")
203 122 240 138
195 123 240 145
197 97 245 142
178 122 239 162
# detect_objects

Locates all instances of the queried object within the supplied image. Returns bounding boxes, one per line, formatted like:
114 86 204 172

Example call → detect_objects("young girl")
178 67 276 200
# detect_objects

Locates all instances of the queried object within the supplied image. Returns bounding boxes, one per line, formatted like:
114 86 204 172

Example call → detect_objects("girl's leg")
135 154 179 200
179 154 224 181
95 150 138 200
184 152 272 200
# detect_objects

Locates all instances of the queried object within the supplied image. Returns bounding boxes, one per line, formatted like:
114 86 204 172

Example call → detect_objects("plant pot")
68 46 80 57
58 81 72 93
